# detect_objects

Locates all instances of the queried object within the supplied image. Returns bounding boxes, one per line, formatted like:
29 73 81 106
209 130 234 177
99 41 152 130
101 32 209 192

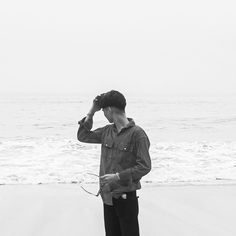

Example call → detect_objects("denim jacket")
77 116 151 205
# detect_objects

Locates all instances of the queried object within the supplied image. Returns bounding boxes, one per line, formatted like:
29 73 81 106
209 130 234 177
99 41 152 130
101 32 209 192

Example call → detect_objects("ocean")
0 92 236 185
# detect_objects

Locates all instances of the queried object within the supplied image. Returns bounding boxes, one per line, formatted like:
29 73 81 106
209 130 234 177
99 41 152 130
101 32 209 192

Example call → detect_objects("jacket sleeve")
118 132 152 182
77 116 106 144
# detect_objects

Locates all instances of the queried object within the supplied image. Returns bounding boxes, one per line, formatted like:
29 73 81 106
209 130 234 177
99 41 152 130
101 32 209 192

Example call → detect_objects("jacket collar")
112 117 135 133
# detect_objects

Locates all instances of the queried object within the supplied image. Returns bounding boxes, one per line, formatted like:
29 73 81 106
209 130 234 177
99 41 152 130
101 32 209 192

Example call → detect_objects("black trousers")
103 191 139 236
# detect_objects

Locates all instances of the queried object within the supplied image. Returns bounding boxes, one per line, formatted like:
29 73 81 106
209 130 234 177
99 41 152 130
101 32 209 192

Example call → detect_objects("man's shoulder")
99 124 112 132
132 125 149 140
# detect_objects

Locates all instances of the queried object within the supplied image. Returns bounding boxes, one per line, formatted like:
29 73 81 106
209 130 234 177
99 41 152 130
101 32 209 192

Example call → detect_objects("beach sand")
0 184 235 236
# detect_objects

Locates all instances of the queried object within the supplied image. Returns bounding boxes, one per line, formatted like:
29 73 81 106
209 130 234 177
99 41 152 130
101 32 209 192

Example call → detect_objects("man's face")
102 107 113 123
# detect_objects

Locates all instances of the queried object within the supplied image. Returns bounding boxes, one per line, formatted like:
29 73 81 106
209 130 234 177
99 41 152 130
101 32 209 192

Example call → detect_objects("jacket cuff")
78 117 86 125
118 169 132 182
78 117 92 130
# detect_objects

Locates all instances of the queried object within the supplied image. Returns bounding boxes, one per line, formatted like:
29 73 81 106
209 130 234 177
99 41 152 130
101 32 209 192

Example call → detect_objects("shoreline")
1 179 236 187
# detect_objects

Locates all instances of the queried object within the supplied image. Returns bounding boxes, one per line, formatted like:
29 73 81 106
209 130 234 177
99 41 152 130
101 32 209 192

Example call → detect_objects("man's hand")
100 173 120 185
92 95 102 112
86 95 102 120
87 95 102 115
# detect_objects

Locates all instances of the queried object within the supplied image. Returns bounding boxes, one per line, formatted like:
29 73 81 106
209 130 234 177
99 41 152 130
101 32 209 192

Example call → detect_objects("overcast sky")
0 0 236 95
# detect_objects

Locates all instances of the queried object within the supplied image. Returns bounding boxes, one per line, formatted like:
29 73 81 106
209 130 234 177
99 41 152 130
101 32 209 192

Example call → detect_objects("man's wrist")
87 109 96 117
88 107 97 116
86 112 94 117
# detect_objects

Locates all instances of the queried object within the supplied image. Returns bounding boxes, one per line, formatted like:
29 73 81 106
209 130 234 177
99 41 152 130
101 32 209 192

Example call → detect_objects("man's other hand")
100 173 119 185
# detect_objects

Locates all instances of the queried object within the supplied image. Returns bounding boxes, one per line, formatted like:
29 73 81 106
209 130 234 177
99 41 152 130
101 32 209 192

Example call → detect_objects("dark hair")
100 90 126 111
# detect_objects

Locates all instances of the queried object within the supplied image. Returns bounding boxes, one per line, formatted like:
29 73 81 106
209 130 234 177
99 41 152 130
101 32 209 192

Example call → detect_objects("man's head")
99 90 126 123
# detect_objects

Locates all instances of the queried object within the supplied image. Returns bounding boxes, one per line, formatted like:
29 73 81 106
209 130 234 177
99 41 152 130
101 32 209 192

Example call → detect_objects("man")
77 90 151 236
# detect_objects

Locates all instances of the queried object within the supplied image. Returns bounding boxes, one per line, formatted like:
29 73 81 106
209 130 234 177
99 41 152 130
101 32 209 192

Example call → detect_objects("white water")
0 92 236 185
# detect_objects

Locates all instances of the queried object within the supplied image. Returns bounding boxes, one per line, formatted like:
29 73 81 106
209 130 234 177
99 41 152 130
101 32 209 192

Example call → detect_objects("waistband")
111 190 138 200
124 190 137 198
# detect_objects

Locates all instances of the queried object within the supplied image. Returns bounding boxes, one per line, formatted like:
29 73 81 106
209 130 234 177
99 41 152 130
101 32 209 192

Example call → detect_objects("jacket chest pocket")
102 139 135 164
103 140 134 152
103 139 113 149
102 139 114 159
115 142 135 167
116 142 134 153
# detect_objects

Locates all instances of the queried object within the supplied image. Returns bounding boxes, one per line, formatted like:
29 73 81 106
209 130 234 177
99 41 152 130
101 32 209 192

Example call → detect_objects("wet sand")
0 184 235 236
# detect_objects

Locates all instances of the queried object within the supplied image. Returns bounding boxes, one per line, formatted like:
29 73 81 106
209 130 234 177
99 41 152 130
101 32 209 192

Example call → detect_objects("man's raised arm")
77 95 105 144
